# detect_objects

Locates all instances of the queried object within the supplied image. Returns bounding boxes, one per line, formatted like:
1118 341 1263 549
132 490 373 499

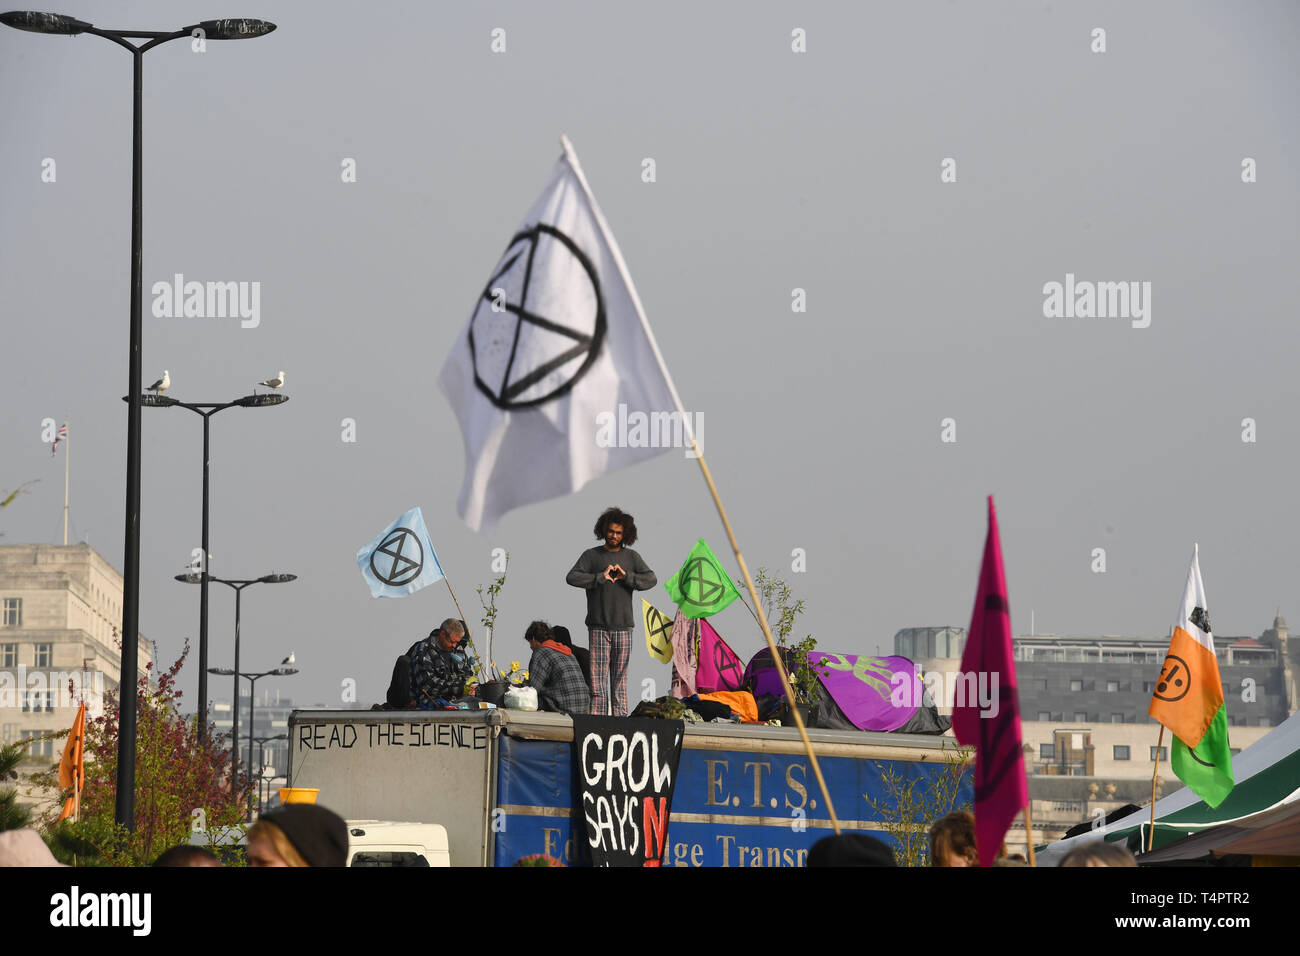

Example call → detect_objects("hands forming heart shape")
603 564 626 583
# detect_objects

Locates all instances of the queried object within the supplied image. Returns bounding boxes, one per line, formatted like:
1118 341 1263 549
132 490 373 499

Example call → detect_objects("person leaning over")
409 618 476 705
551 625 592 692
565 506 656 716
524 620 592 718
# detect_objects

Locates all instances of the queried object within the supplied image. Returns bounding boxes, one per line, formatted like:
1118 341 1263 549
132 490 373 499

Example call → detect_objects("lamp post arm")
83 26 191 54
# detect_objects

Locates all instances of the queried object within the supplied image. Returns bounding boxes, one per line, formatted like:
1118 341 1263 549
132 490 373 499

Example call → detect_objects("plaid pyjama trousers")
589 627 632 716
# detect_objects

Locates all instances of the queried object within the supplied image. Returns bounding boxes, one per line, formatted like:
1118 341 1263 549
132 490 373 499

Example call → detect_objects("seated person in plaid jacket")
408 618 476 706
524 620 591 717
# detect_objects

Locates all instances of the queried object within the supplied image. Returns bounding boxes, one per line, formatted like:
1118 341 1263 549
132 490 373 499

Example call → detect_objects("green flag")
665 538 741 618
1170 704 1234 809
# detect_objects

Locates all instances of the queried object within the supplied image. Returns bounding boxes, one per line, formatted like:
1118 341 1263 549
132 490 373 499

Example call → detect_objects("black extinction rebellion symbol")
370 527 424 587
713 638 741 687
647 608 672 644
680 557 726 607
469 223 607 410
1154 654 1189 702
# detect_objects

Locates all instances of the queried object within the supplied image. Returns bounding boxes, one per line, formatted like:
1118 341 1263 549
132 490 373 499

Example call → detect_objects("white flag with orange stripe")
1147 545 1233 807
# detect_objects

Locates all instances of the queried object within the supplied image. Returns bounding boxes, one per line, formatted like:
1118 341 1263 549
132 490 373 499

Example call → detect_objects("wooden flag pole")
1023 802 1036 866
440 576 487 679
560 134 842 835
687 448 843 834
442 577 469 636
1148 725 1164 852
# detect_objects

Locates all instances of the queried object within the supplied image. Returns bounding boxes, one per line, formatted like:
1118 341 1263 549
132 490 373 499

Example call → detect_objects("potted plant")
750 568 826 724
474 554 511 704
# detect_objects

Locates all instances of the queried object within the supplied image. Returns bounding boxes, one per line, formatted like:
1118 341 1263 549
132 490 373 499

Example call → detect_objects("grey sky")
2 1 1297 712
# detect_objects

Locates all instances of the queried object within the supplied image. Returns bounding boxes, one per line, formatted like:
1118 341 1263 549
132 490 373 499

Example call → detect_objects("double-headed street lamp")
1 10 276 833
176 571 296 783
151 391 290 733
252 733 288 814
208 664 297 819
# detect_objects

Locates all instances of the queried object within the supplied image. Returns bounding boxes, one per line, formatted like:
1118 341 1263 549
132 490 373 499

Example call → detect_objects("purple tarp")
745 650 922 732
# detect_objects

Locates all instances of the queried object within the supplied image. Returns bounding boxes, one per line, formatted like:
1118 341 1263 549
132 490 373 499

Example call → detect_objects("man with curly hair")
566 506 657 716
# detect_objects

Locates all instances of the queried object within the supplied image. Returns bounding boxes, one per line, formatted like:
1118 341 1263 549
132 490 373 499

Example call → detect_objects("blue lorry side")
288 710 970 867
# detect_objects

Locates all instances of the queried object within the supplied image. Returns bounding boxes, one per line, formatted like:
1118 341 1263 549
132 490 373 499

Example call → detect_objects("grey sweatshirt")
566 545 657 629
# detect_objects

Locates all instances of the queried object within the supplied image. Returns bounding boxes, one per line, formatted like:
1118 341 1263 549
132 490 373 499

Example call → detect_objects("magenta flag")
952 496 1027 867
696 620 745 692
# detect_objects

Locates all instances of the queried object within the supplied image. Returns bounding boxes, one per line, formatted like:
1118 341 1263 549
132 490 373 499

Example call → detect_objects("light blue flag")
356 507 446 598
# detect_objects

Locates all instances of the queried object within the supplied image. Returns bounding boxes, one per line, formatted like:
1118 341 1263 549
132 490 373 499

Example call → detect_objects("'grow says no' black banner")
573 716 684 867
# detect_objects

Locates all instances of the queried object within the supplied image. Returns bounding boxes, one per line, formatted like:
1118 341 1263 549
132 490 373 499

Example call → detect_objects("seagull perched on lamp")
258 370 285 392
281 652 295 666
147 370 170 394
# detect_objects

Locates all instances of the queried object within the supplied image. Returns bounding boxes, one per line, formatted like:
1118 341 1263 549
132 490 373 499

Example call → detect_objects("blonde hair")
247 820 310 867
1060 842 1137 867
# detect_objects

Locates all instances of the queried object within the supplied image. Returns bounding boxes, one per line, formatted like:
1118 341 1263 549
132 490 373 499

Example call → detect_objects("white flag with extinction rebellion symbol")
439 142 678 533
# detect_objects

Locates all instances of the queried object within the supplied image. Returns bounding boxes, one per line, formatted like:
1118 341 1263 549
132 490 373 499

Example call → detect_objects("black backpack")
385 641 423 708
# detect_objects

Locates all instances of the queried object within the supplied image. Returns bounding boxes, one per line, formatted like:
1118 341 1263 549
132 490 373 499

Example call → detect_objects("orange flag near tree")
57 701 85 823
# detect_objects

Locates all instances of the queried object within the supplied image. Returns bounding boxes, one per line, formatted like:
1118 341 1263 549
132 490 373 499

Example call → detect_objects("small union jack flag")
51 422 67 457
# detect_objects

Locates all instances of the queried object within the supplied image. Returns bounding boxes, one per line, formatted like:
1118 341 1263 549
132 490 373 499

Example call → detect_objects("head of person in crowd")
432 617 466 652
246 804 349 867
551 625 573 648
153 844 223 867
929 810 979 867
807 833 897 867
1060 841 1137 867
525 620 554 649
593 506 637 549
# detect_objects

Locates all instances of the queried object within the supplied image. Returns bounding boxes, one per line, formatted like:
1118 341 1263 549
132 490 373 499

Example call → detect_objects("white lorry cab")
345 821 451 867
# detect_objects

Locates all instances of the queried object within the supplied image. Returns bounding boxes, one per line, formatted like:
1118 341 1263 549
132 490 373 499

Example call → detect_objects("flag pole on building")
559 134 842 834
63 417 70 546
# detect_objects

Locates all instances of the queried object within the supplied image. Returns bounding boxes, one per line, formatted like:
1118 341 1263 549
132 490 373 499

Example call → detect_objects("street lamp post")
209 665 297 820
150 393 290 736
156 394 291 738
1 10 276 833
252 733 287 814
176 571 295 783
